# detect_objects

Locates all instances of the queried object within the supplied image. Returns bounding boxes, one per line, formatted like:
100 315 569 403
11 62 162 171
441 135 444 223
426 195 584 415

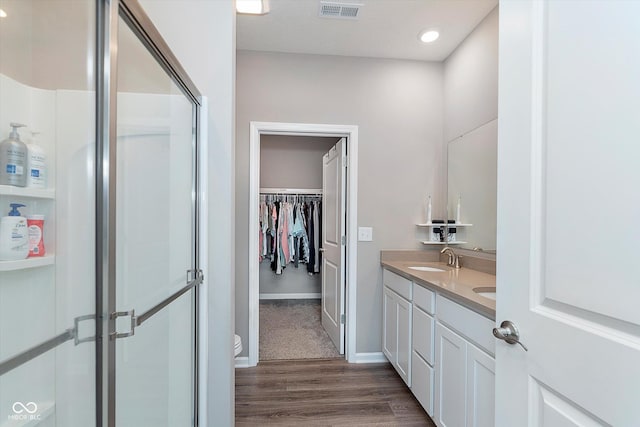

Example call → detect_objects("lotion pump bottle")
0 123 28 187
0 203 29 261
26 131 47 189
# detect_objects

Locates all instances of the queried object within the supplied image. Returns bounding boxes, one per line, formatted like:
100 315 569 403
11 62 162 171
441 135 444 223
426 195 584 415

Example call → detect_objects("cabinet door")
396 294 412 385
435 322 467 427
383 287 397 363
412 350 434 416
413 306 435 365
466 343 495 427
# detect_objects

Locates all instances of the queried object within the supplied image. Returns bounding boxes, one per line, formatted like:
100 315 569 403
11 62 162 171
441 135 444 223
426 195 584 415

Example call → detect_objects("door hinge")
340 314 345 324
342 155 348 168
341 235 346 245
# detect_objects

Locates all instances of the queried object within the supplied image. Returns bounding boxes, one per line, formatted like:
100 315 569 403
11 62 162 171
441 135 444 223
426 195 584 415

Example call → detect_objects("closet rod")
260 187 323 195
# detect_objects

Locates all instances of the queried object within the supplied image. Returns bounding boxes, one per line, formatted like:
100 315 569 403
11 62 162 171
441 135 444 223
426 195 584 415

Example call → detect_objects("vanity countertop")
381 259 496 319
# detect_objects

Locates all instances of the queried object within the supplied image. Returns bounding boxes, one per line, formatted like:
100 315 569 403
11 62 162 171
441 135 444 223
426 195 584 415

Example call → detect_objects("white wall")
236 51 444 355
140 1 236 425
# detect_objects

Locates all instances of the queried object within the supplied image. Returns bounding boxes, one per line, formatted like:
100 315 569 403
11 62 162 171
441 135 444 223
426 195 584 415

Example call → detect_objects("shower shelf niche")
0 255 56 272
0 185 55 199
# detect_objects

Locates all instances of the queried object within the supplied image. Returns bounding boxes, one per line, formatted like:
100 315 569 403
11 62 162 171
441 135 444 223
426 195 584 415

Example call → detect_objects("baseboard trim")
259 293 321 300
237 354 385 366
234 357 251 368
353 352 388 364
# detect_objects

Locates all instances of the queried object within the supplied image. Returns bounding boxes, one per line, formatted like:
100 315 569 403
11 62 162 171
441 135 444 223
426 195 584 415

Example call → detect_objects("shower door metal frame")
96 1 203 426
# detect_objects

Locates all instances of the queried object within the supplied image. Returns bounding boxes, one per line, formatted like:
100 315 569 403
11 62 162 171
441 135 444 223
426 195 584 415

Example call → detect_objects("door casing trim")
248 121 359 366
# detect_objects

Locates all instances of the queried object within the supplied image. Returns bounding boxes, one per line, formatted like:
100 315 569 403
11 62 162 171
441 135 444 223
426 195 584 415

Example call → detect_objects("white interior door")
321 138 346 354
497 1 640 425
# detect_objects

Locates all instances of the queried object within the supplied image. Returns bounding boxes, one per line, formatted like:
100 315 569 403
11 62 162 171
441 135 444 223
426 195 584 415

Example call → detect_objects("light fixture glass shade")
0 9 7 18
419 30 440 43
237 0 270 15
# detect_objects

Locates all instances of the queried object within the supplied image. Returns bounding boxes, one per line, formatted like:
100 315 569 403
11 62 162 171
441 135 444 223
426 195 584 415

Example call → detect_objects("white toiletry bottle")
0 203 29 261
0 123 28 187
26 131 46 189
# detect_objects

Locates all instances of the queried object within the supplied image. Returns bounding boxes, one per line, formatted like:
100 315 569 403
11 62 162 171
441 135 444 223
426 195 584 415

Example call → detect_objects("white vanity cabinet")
411 283 436 416
381 267 495 426
435 294 495 427
382 269 412 385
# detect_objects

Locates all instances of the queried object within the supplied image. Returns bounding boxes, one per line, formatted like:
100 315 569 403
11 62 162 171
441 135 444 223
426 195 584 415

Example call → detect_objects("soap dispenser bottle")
26 131 47 189
0 123 28 187
0 203 29 261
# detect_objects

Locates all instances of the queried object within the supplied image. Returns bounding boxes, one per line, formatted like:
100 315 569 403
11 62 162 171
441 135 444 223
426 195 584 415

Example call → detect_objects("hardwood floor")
235 358 436 426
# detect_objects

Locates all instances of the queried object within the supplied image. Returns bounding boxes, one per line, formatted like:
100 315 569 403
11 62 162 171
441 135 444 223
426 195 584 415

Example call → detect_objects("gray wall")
260 135 337 189
444 7 498 141
236 51 445 355
259 262 320 296
259 135 336 296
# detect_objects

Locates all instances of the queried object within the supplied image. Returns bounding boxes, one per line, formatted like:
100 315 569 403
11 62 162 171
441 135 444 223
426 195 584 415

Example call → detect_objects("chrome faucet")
440 247 461 269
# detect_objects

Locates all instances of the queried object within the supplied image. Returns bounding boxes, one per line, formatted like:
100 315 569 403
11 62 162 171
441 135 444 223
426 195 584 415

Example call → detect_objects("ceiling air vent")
319 1 363 20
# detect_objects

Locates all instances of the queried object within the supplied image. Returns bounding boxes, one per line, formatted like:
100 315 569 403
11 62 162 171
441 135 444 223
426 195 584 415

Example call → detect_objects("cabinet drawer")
383 269 412 301
411 350 434 416
413 283 435 314
436 294 495 356
412 307 434 365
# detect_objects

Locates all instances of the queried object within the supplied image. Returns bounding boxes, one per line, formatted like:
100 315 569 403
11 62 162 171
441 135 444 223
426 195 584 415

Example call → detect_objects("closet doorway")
248 122 359 367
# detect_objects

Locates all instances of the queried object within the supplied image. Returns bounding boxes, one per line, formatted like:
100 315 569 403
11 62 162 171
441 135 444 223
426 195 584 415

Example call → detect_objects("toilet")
234 334 242 357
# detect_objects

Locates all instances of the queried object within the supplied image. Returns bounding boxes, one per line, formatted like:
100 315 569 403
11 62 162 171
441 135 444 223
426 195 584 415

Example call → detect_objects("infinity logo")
12 402 38 414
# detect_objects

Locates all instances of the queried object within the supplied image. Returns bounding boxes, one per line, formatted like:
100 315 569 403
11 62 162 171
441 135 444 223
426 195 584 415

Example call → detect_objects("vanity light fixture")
419 29 440 43
0 9 7 18
237 0 270 15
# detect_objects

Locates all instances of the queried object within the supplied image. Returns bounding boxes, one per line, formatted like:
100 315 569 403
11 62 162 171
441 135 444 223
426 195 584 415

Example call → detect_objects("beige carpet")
259 299 342 361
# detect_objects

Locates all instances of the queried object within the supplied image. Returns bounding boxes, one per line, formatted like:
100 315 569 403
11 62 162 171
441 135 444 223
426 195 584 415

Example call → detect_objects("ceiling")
236 0 498 62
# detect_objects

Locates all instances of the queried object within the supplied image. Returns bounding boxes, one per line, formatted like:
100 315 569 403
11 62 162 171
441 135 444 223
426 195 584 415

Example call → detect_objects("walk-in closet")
258 134 342 361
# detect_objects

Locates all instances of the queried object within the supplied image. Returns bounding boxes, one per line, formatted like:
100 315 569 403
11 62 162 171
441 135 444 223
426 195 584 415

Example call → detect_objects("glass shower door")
111 11 199 427
0 1 97 426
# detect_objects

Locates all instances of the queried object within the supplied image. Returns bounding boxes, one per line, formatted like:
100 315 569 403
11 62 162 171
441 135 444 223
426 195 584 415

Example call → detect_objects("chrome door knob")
493 320 528 351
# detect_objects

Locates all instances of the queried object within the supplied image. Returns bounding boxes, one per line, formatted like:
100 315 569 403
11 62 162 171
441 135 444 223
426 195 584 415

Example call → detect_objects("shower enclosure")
0 1 202 426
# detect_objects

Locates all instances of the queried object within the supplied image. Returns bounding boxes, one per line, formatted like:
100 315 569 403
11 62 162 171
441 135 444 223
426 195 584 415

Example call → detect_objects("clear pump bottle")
0 123 28 187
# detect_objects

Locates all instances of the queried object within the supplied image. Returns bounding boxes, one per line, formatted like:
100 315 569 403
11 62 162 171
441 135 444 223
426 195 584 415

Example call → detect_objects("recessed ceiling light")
0 9 7 18
237 0 270 15
419 30 440 43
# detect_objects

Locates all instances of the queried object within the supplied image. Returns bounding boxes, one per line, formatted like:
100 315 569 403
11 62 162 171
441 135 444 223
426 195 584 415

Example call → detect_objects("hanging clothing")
260 194 321 276
306 202 315 274
313 201 321 273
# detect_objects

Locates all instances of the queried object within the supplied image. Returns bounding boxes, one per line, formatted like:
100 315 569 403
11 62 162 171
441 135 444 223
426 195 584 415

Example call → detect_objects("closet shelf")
260 187 322 195
0 255 55 272
0 185 55 199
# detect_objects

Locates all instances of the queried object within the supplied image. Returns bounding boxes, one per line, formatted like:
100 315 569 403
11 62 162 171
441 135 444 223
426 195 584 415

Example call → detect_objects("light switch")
358 227 373 242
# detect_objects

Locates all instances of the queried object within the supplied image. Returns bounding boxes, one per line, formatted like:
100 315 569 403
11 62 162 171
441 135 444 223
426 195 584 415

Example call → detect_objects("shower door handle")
110 269 204 340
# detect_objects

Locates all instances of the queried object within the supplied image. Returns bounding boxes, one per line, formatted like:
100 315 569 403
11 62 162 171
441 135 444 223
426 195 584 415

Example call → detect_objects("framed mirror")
446 120 497 253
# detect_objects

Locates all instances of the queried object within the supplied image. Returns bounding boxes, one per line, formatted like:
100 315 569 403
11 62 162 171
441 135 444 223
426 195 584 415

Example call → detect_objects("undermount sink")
408 266 446 273
473 287 496 300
